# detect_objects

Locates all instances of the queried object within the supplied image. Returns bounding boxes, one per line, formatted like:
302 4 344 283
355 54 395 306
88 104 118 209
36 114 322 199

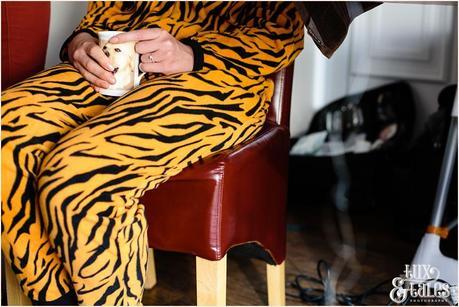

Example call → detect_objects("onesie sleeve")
60 2 115 61
182 2 304 77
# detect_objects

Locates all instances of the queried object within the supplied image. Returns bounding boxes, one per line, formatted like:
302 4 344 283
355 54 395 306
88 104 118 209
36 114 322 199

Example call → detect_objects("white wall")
290 33 353 137
45 1 87 68
290 3 458 138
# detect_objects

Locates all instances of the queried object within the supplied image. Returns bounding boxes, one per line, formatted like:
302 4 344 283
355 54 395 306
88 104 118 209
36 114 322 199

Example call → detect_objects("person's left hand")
110 29 194 75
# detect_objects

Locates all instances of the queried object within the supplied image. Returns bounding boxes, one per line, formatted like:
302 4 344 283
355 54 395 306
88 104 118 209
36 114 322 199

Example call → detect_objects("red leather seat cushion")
142 122 290 263
1 2 50 89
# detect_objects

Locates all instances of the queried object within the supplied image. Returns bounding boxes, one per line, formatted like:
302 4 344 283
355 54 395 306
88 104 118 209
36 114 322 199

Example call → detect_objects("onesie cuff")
59 29 99 62
181 38 204 71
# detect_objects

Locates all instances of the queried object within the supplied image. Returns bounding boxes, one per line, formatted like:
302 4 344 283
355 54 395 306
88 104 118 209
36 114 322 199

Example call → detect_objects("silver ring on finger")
148 54 154 62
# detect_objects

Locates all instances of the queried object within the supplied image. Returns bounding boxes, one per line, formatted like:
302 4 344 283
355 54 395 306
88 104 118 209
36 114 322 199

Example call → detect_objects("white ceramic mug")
98 31 145 96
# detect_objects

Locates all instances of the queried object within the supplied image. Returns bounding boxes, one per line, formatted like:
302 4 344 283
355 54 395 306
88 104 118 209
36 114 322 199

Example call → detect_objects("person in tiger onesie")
2 1 304 305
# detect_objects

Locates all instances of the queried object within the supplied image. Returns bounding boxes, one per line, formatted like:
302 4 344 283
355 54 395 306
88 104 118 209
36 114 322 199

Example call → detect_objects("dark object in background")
307 81 415 150
295 2 381 58
392 84 457 257
288 81 415 210
1 258 6 306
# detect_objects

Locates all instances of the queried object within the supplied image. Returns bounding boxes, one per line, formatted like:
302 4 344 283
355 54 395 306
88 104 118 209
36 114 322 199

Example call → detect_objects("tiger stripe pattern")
2 1 303 305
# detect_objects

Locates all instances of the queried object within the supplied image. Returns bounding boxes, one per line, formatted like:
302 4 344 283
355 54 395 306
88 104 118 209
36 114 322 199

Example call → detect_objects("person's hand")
68 32 116 89
109 29 194 75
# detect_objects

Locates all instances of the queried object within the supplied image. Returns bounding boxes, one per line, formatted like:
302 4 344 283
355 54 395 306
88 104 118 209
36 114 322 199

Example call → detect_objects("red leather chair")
142 65 294 306
1 2 295 305
1 2 50 89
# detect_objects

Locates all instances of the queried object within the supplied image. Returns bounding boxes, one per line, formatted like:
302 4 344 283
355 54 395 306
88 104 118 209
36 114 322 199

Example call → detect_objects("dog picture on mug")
100 39 136 91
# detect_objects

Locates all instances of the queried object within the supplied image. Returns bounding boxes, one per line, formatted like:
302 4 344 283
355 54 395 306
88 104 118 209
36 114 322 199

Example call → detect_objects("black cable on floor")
288 261 458 305
288 259 393 305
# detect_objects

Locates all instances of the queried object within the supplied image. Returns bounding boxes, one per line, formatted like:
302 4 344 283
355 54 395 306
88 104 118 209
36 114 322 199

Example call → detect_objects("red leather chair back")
266 65 294 129
1 2 50 89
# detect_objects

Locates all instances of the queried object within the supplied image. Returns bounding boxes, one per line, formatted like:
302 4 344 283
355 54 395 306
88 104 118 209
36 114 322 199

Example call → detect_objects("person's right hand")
68 32 116 89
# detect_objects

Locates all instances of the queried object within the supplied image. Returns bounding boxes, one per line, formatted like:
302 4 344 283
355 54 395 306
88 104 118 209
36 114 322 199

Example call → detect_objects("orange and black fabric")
1 2 304 305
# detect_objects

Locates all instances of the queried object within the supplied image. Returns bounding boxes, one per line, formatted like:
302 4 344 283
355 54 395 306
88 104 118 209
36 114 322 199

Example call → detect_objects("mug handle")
134 54 146 86
135 71 146 87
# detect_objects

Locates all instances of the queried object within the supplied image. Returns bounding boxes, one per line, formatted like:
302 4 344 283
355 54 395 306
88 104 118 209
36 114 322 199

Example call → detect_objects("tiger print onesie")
2 1 304 305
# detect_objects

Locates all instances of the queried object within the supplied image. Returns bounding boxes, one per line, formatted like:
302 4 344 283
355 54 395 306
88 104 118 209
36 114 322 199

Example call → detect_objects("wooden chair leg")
3 258 31 306
266 261 285 306
144 248 157 290
196 255 227 306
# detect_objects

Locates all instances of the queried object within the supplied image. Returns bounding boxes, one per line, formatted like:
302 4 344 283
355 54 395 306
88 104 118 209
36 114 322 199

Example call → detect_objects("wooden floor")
142 204 421 306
